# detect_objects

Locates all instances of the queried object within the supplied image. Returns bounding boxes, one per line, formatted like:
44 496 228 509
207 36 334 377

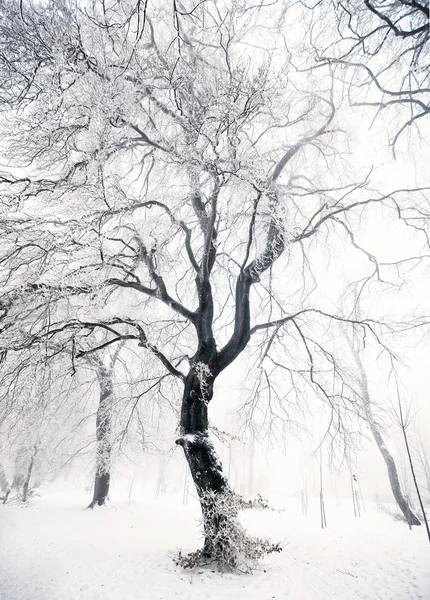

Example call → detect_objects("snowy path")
0 491 429 600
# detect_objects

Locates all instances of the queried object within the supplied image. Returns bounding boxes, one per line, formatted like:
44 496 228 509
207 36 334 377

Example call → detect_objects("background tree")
86 342 124 508
347 330 421 525
0 460 10 503
0 348 92 502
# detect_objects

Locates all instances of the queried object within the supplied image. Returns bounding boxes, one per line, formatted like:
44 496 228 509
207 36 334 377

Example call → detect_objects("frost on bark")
88 363 114 509
176 364 233 561
176 419 281 570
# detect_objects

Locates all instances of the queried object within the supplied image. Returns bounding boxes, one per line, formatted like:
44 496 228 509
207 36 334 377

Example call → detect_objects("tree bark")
372 426 421 525
351 345 421 525
176 368 232 558
88 367 113 508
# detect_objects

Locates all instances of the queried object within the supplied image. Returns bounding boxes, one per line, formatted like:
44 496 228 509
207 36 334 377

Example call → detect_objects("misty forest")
0 1 430 598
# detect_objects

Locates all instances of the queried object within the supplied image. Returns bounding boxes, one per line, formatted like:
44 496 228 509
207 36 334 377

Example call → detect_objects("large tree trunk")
88 367 113 509
351 346 421 525
176 368 233 560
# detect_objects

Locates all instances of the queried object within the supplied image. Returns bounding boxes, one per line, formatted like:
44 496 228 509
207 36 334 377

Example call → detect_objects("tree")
0 0 428 567
347 332 421 525
86 343 123 508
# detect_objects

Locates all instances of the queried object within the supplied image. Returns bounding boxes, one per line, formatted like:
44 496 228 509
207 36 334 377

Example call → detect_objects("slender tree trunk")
351 345 421 525
397 399 430 542
372 424 420 525
11 447 26 493
88 367 113 509
176 368 232 559
22 450 37 502
0 461 10 503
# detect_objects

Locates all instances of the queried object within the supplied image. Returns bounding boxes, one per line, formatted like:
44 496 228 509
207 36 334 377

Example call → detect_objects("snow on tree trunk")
175 367 280 569
88 367 113 509
375 433 421 526
176 367 232 559
351 345 421 526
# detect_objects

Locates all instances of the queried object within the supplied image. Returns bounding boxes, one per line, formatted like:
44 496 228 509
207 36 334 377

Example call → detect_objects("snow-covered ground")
1 486 429 600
